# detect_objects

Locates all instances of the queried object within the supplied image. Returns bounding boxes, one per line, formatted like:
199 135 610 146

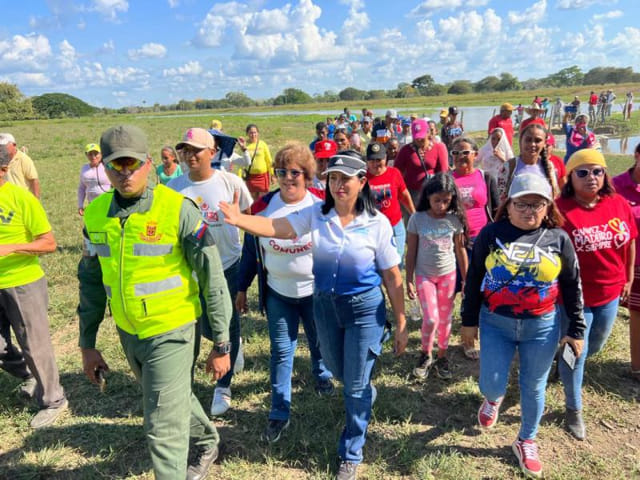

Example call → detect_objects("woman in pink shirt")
612 141 640 382
77 143 111 216
451 136 499 359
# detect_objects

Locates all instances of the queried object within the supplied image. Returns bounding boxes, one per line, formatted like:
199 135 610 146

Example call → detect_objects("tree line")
1 65 639 120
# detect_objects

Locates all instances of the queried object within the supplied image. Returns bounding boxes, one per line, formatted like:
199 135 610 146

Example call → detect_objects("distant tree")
0 82 34 120
392 83 418 98
32 93 97 118
583 66 634 85
177 99 195 110
338 87 367 101
273 88 313 105
543 65 584 87
313 90 339 103
411 74 436 96
496 72 522 91
366 89 387 100
422 83 447 96
447 80 473 95
474 76 500 92
521 78 542 90
224 91 255 107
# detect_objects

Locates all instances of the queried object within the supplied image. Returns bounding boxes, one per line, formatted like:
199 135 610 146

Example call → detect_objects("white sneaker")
210 387 231 416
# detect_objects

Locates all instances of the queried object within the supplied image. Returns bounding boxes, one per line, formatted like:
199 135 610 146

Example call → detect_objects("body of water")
598 135 640 155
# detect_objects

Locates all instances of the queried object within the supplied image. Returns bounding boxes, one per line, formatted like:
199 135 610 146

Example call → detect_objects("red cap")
314 139 338 159
546 133 555 146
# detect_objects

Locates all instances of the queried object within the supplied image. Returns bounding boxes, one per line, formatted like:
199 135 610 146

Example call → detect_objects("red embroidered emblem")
139 221 163 242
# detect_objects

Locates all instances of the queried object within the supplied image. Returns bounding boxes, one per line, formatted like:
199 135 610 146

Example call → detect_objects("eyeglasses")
275 168 304 179
451 150 473 156
512 201 547 212
179 147 205 159
105 157 144 172
574 168 605 178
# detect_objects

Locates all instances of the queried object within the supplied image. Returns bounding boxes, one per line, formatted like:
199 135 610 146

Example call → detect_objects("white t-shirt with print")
168 170 253 269
259 192 320 298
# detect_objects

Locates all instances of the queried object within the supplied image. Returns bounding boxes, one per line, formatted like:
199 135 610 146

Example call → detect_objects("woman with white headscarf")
476 128 514 180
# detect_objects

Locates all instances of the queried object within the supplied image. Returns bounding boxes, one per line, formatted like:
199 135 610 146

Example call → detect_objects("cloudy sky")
4 0 639 107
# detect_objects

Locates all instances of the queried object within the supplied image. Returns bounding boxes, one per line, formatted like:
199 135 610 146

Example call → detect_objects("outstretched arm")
219 191 296 239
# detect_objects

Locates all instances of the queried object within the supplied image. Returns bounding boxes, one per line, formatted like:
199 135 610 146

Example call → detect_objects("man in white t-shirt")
168 127 253 417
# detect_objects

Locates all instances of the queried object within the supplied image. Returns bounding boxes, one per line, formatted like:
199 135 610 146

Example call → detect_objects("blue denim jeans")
392 220 406 267
559 297 619 411
313 287 388 464
266 287 332 421
198 259 241 389
479 306 559 440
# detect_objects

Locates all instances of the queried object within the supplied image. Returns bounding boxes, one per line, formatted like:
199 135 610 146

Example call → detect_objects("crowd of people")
0 98 639 480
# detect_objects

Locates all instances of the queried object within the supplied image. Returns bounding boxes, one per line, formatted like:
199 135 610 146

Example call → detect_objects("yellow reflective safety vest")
83 185 201 339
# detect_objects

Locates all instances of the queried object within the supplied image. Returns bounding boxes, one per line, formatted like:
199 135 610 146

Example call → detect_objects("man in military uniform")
78 125 232 480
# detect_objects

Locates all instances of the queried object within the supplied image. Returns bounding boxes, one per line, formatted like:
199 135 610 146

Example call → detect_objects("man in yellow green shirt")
0 144 67 428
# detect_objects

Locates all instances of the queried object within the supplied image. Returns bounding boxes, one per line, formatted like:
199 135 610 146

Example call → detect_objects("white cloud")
610 27 640 57
163 60 203 77
508 0 547 24
128 42 167 60
5 72 51 87
411 0 463 16
340 0 370 45
112 90 127 97
105 66 148 84
168 0 179 7
92 0 128 21
556 0 615 8
194 0 341 65
592 10 623 20
0 34 52 71
410 0 489 16
98 40 115 54
58 39 77 69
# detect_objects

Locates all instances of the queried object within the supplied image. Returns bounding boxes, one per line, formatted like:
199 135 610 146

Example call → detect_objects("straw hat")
525 103 545 115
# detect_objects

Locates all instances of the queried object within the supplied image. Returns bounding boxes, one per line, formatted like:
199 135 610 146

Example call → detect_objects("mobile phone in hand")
562 343 576 370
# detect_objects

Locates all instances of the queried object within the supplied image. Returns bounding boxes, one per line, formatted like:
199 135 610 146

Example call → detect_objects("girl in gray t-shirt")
406 173 469 380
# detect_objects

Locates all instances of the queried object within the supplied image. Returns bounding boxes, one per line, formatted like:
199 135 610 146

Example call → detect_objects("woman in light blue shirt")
220 150 407 479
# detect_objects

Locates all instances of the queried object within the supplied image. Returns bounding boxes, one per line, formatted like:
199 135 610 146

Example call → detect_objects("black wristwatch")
213 341 232 354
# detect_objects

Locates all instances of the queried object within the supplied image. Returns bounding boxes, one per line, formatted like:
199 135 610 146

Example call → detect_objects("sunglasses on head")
275 168 304 179
451 150 472 156
106 157 144 172
574 168 605 178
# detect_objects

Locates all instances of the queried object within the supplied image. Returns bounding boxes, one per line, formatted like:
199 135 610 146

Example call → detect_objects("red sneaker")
512 438 542 478
477 397 502 429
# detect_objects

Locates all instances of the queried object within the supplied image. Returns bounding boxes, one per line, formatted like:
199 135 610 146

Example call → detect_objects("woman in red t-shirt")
556 149 637 441
365 142 415 262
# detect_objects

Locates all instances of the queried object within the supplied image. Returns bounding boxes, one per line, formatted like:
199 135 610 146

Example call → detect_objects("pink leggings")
415 271 457 354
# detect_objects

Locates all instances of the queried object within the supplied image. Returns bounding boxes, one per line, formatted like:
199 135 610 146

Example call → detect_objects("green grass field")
0 109 639 479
